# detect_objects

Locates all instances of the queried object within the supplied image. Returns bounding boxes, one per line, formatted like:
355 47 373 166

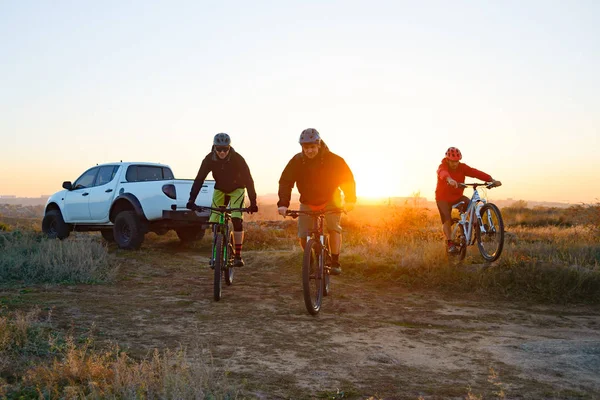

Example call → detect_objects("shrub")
0 230 118 284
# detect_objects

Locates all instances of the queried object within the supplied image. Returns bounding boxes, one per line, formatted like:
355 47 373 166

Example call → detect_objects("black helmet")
299 128 321 144
213 133 231 146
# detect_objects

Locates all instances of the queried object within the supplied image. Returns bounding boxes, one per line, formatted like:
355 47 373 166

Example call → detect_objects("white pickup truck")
42 162 215 249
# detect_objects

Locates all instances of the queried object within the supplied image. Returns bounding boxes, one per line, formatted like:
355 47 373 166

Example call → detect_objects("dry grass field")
1 200 599 399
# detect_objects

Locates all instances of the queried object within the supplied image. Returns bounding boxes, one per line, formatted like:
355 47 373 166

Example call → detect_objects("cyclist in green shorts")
187 133 258 267
277 128 356 276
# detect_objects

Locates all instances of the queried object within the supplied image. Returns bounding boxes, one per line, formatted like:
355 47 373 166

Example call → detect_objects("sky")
1 0 599 204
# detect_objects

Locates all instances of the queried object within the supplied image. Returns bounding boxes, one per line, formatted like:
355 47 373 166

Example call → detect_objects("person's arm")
462 164 493 182
188 158 211 205
238 154 257 206
338 158 357 205
277 157 297 208
437 162 458 187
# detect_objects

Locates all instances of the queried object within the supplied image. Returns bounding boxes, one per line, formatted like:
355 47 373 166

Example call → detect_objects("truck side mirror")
62 181 73 190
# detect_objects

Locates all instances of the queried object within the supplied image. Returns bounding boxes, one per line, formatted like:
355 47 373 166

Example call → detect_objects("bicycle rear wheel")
449 218 467 264
214 233 224 301
302 238 323 315
225 231 235 286
476 203 504 262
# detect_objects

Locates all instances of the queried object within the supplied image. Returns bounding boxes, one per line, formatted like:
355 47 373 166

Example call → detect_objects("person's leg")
297 203 310 250
325 206 343 275
436 200 457 253
228 188 246 266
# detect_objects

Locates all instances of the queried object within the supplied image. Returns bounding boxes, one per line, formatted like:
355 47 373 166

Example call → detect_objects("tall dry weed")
0 230 118 284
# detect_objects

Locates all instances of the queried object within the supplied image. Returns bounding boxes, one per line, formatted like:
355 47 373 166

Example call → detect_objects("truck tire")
113 211 144 249
176 227 205 243
42 210 70 240
100 229 115 242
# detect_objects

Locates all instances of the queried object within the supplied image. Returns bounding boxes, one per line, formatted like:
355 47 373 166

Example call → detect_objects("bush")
0 230 118 284
1 309 238 399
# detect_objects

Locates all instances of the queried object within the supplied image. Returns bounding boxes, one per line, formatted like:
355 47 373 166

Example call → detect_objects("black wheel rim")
119 223 131 243
48 219 58 237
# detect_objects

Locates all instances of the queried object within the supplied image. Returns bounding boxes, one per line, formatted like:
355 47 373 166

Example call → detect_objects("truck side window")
138 166 164 181
126 165 168 182
95 166 118 186
163 167 174 180
125 166 138 182
73 167 99 190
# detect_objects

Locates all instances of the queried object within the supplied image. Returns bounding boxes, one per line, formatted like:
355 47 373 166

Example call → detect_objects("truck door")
63 167 98 222
88 165 120 222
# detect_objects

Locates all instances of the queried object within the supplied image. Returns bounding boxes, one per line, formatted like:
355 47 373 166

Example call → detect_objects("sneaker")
233 256 245 268
209 259 215 269
330 262 342 276
447 242 460 255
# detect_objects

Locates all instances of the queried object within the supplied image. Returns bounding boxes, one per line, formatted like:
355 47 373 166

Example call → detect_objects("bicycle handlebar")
459 182 501 189
171 204 251 213
285 208 346 219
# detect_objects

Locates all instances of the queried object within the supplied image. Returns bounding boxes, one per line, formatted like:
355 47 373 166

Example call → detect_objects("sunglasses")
215 146 230 153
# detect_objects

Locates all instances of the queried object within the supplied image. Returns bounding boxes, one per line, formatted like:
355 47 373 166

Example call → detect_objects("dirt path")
9 240 600 399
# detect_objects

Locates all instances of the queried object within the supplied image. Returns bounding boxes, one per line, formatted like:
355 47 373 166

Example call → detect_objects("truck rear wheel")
176 227 205 243
114 211 144 249
42 210 70 240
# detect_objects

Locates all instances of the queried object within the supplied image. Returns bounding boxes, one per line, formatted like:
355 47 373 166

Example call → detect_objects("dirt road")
10 239 600 399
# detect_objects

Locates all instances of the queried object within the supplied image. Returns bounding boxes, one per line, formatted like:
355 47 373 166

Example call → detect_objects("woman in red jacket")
436 147 501 254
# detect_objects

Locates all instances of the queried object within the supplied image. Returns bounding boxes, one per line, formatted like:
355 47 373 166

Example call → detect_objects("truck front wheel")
42 210 70 240
114 211 144 249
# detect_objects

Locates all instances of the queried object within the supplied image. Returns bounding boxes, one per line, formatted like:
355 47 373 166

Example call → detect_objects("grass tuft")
0 230 118 284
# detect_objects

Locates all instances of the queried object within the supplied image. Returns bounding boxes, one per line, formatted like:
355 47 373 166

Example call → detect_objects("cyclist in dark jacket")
277 128 356 275
436 147 501 254
187 133 258 267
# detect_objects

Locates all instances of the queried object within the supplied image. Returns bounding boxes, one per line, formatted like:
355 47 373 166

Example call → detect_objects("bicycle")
449 182 504 265
285 208 344 315
188 204 250 301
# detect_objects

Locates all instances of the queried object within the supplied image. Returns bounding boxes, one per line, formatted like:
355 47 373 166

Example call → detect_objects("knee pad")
232 217 243 232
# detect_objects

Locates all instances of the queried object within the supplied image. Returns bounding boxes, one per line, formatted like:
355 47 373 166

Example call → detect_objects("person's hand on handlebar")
277 206 288 217
249 202 259 214
490 180 502 188
446 177 459 188
186 200 196 210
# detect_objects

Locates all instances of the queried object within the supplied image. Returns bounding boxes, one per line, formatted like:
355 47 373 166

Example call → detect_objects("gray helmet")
213 133 231 146
299 128 321 144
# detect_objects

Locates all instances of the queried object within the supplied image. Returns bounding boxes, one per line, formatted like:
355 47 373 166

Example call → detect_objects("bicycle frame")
306 213 332 268
452 186 487 246
451 182 503 259
210 209 231 267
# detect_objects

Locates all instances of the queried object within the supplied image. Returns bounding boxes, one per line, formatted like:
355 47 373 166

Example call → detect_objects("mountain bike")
188 204 250 301
285 208 344 315
449 182 504 265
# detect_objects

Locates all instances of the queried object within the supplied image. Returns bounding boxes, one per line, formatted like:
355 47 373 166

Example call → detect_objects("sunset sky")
1 1 599 204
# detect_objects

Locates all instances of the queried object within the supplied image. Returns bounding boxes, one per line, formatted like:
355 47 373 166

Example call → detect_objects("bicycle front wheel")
214 233 224 301
302 239 323 315
476 203 504 262
225 231 235 286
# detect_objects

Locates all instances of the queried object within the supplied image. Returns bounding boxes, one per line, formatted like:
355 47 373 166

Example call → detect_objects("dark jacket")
189 146 257 204
435 158 492 202
278 145 356 208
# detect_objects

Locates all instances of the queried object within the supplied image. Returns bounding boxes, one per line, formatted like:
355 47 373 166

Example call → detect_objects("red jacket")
435 159 492 201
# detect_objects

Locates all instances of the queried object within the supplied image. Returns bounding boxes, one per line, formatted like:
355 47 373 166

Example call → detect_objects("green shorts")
209 188 246 223
297 200 343 239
